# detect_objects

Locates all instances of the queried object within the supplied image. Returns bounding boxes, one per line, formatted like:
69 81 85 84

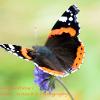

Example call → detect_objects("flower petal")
34 67 55 92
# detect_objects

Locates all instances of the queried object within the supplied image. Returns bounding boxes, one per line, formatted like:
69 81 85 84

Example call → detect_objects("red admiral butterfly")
0 5 84 77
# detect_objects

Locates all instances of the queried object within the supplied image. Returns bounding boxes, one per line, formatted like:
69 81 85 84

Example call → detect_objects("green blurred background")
0 0 100 100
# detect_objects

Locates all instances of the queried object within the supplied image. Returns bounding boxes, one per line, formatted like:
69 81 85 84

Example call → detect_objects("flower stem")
56 77 74 100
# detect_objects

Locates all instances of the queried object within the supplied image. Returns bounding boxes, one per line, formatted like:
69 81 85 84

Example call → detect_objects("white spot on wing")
6 48 10 50
66 9 69 12
59 16 67 22
69 17 73 21
68 23 71 25
2 44 6 48
71 13 73 16
11 49 15 52
79 30 80 33
2 44 10 50
9 44 15 50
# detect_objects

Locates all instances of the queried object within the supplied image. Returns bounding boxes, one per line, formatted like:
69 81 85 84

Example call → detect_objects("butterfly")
0 5 84 77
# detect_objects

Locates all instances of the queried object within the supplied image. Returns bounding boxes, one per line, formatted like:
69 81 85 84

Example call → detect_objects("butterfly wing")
0 44 36 61
0 5 85 77
49 5 80 38
45 5 84 75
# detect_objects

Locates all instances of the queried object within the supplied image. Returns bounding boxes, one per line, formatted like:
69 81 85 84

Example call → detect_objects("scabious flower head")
34 67 55 92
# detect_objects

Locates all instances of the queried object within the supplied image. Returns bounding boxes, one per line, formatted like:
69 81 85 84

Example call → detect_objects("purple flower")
34 67 55 92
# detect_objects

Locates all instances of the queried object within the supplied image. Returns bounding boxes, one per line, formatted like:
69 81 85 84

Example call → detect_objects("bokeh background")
0 0 100 100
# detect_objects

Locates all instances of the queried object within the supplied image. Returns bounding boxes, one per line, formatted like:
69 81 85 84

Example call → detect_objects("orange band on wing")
38 66 65 77
72 43 85 69
49 27 76 38
21 48 32 60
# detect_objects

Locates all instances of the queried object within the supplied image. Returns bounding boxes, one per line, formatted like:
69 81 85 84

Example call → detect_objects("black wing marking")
52 5 80 36
0 44 35 61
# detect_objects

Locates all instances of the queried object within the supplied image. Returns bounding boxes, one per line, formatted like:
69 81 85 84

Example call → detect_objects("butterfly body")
0 5 85 77
31 46 65 72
